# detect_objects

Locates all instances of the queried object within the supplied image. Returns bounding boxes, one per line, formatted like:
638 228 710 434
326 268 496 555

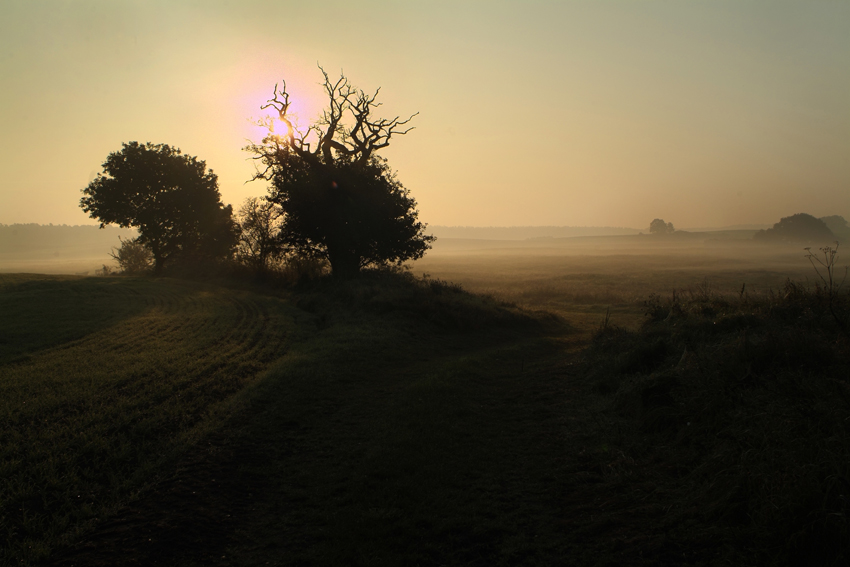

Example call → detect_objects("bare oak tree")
244 67 433 277
249 67 418 173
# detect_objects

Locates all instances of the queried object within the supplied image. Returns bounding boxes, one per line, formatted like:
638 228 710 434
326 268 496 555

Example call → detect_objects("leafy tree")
649 218 674 235
110 236 153 275
235 196 286 273
245 67 434 277
754 213 835 244
81 142 238 274
820 215 850 243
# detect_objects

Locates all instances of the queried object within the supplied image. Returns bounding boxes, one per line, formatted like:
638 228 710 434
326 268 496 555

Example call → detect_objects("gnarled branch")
250 65 417 170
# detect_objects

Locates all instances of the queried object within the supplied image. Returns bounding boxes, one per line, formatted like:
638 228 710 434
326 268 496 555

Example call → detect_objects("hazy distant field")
0 225 136 276
415 235 817 331
1 228 822 333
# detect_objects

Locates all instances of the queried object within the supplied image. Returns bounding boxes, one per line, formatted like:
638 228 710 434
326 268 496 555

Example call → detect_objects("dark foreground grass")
221 321 573 566
8 268 847 566
3 271 571 566
0 274 302 565
583 280 850 566
175 270 574 566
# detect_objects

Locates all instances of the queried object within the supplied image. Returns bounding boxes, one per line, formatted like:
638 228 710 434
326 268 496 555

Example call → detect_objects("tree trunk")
152 251 164 276
327 248 360 278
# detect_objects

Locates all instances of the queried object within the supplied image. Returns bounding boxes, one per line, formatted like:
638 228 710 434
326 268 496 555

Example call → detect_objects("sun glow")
274 118 294 137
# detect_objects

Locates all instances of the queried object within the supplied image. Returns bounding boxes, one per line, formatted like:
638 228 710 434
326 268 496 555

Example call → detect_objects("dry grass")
582 278 850 565
414 238 816 335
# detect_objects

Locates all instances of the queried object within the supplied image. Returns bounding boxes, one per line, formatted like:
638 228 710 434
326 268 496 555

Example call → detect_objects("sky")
0 0 848 230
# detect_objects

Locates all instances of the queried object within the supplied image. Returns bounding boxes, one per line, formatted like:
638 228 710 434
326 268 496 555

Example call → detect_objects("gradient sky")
1 1 848 229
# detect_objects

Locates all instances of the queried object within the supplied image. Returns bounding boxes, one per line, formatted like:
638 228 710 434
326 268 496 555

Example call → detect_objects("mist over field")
2 1 850 564
0 224 137 274
1 219 841 334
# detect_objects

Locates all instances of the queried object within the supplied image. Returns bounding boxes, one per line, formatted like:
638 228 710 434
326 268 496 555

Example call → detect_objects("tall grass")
584 277 850 565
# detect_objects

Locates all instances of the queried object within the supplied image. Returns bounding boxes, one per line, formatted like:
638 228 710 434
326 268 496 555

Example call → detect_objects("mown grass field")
2 239 848 566
0 274 302 564
2 271 576 566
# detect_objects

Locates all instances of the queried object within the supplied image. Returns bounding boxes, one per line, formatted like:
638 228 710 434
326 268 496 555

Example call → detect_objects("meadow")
416 235 815 331
1 235 848 566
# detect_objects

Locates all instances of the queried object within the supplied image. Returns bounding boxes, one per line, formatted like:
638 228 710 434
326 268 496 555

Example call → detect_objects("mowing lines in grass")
0 276 297 566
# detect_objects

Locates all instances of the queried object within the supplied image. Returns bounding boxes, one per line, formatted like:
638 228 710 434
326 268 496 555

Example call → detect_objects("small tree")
245 67 434 277
81 142 238 274
235 196 286 273
110 236 154 275
649 218 674 235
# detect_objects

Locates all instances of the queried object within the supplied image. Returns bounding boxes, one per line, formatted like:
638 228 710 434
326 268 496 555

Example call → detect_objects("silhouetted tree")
820 215 850 243
81 142 238 274
649 218 674 235
110 236 153 275
235 196 285 273
754 213 835 244
245 67 434 277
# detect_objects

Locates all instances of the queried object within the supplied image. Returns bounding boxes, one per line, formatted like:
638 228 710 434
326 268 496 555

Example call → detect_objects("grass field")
2 237 848 566
416 236 815 331
0 275 303 564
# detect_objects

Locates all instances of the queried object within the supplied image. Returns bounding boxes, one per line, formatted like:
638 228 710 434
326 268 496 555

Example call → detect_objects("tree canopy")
235 196 285 273
245 68 434 277
649 218 675 235
80 142 238 274
819 215 850 243
754 213 835 244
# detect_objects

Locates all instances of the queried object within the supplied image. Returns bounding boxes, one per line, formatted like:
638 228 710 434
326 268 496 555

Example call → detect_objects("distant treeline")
429 226 641 240
0 224 137 256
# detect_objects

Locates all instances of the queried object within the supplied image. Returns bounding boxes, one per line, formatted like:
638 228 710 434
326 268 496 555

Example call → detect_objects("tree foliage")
754 213 835 244
649 218 675 235
235 196 285 273
245 68 434 277
110 236 153 275
819 215 850 243
80 142 238 274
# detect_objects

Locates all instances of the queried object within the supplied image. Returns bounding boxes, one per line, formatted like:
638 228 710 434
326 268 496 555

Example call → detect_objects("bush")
110 237 153 275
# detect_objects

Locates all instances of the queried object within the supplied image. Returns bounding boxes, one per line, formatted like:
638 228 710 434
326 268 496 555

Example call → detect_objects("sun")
242 82 320 144
274 117 294 137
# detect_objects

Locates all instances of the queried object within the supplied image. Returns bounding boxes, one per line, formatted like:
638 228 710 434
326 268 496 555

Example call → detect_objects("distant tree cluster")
649 218 675 235
819 215 850 243
80 68 433 279
754 213 840 244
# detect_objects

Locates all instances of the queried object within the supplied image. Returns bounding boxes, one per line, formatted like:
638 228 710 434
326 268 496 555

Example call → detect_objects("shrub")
110 237 153 275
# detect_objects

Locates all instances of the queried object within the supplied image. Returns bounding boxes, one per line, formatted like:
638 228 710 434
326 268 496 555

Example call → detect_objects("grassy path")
6 274 754 566
48 328 583 566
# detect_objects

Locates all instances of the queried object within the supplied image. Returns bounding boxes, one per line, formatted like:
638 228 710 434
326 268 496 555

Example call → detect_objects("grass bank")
5 266 848 565
581 279 850 565
0 274 301 564
2 271 563 566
